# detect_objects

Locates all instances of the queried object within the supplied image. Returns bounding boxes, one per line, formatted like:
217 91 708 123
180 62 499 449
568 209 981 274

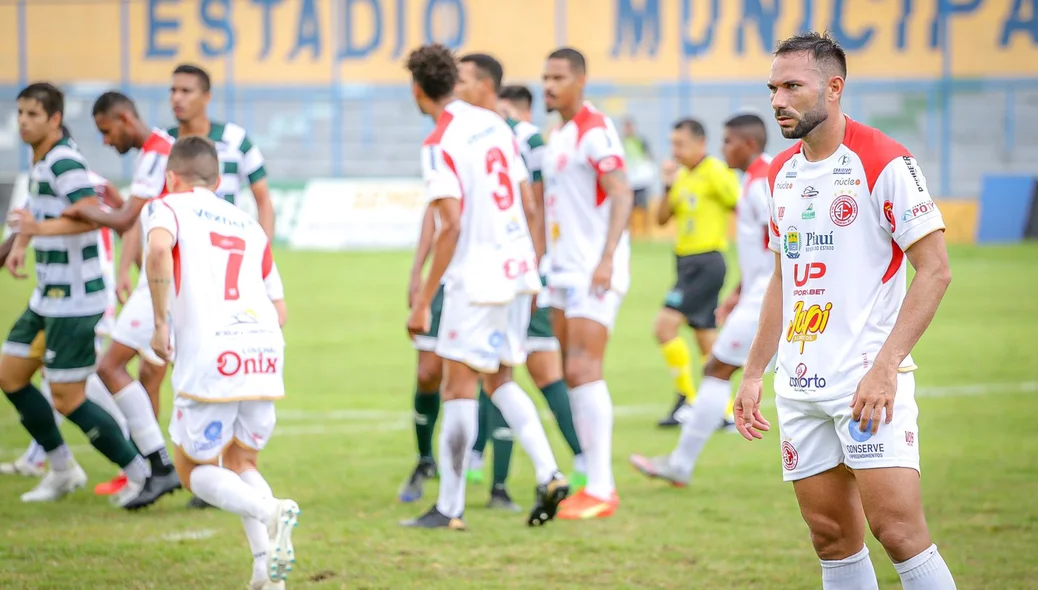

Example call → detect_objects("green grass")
1 241 1037 589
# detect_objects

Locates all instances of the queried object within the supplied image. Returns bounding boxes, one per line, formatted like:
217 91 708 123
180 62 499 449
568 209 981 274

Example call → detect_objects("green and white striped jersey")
168 121 267 205
506 118 546 183
27 137 107 317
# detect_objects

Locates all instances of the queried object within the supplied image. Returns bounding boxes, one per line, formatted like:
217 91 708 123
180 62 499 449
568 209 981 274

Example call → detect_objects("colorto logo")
783 226 801 259
830 195 858 227
217 350 279 376
786 300 832 353
789 363 827 390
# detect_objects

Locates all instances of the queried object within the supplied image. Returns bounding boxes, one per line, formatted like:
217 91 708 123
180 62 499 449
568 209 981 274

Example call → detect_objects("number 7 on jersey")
210 232 245 300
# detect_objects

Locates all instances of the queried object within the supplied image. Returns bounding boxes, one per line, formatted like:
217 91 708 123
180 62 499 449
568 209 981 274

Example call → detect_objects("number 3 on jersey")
210 232 245 300
485 147 514 210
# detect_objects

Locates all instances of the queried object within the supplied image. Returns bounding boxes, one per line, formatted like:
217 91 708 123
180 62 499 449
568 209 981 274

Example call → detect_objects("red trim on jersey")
262 241 274 279
573 104 608 144
770 217 780 238
589 155 625 207
767 142 802 195
442 150 464 212
745 155 770 183
142 130 173 156
423 110 455 147
762 225 770 250
100 227 114 261
842 117 912 194
882 239 905 284
156 199 181 294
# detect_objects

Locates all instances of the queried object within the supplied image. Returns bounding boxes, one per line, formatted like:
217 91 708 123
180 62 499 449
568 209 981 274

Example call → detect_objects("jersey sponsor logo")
832 154 853 175
834 178 861 187
786 300 832 353
488 330 504 347
793 262 826 287
902 156 925 192
845 442 885 459
784 169 797 179
781 440 798 471
193 208 247 229
783 226 801 259
905 431 916 446
793 287 826 296
775 181 794 191
804 231 835 252
802 203 815 220
196 420 224 453
830 195 858 227
503 257 535 279
901 199 938 223
777 206 785 220
216 348 280 376
883 200 896 232
554 154 568 171
789 362 827 391
801 186 818 199
597 155 622 173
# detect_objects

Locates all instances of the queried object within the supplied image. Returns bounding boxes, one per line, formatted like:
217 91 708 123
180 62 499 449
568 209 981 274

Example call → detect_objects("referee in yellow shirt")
654 118 740 427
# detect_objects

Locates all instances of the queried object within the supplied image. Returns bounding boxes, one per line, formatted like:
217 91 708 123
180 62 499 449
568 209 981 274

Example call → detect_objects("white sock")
467 450 484 471
573 453 586 474
491 381 559 485
190 464 278 522
435 399 478 518
571 380 615 500
820 546 879 590
39 379 63 427
241 470 273 581
85 374 129 439
669 376 730 479
46 444 72 471
113 381 166 456
21 440 47 466
894 544 957 589
123 455 150 484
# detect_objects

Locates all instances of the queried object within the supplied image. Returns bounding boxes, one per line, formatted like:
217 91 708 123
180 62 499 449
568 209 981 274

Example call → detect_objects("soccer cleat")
119 470 182 510
527 472 569 527
568 470 588 491
250 579 284 590
94 472 129 495
0 457 46 477
400 506 467 531
20 462 88 503
657 394 688 428
187 495 213 509
628 454 689 488
398 457 437 503
487 484 522 512
266 499 301 583
556 489 618 520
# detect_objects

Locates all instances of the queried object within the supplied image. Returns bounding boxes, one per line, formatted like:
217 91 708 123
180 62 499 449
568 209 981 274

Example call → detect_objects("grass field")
1 241 1037 589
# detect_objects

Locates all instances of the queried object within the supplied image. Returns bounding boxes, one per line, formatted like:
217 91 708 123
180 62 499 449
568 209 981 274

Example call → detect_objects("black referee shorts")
662 251 727 330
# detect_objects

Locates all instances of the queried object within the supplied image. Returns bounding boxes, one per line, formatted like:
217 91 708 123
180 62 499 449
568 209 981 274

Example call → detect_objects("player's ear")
828 76 844 103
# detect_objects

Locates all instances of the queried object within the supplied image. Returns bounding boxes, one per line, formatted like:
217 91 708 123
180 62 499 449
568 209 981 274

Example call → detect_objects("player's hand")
4 246 28 279
61 206 86 220
733 377 771 441
849 364 898 436
406 304 431 341
151 322 173 363
661 159 679 186
715 293 739 325
116 271 133 305
590 257 613 296
7 209 38 236
407 272 422 309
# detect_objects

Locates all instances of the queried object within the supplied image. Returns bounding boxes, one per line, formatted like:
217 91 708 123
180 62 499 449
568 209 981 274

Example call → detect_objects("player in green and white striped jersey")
2 83 156 507
167 64 275 240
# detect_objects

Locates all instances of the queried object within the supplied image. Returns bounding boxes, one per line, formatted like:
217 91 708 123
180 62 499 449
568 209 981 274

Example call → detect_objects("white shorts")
169 396 276 463
547 286 624 332
711 299 761 367
434 286 531 374
776 372 920 482
111 287 170 365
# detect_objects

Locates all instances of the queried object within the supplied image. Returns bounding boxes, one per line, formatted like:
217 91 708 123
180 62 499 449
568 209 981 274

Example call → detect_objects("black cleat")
400 505 466 530
487 484 522 512
186 495 213 509
120 470 182 510
528 471 570 527
657 394 688 428
398 457 437 503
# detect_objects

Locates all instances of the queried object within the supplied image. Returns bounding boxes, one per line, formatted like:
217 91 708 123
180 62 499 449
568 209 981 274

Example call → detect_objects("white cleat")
110 478 145 508
265 499 300 583
0 457 46 477
249 579 284 590
20 463 88 502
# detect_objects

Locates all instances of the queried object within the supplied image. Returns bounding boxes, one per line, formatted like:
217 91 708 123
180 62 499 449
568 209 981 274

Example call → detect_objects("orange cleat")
557 489 619 520
94 473 128 496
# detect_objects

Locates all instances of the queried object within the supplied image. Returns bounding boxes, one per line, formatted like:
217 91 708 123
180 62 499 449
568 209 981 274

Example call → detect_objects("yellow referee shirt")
668 156 740 256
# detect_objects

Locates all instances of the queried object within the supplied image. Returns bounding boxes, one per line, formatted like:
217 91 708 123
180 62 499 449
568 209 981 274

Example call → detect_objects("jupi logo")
783 226 801 259
786 300 832 353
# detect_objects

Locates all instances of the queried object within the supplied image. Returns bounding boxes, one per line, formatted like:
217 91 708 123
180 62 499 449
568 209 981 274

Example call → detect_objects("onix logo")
217 351 279 376
793 262 826 287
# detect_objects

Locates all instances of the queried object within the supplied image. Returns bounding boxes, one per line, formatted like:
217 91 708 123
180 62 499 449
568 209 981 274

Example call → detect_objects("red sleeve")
262 240 274 279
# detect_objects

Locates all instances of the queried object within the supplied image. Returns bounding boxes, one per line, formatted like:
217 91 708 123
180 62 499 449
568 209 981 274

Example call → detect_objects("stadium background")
2 0 1037 247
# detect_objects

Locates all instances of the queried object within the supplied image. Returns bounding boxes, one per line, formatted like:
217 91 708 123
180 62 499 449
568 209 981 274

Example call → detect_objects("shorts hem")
846 461 920 474
1 342 32 358
782 460 844 482
45 366 96 383
525 337 560 353
175 441 231 464
709 347 745 368
413 336 437 352
436 351 498 375
563 312 614 332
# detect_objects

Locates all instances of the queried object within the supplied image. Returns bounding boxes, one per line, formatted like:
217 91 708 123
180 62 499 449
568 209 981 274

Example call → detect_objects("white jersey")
130 128 173 290
767 117 946 402
86 171 118 334
420 100 540 304
144 188 285 402
543 102 631 294
736 154 774 302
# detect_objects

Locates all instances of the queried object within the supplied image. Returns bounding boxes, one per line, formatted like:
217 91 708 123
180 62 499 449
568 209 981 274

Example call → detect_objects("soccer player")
144 136 298 589
1 83 160 508
733 32 956 589
60 91 182 497
541 48 633 519
402 43 569 530
630 113 773 486
455 55 586 509
653 118 741 427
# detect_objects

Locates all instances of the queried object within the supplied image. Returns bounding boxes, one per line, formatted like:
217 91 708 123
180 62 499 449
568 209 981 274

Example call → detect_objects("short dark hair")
167 136 220 185
405 44 458 101
92 91 138 118
173 64 212 92
17 82 64 119
673 118 706 139
547 47 586 75
774 31 848 79
459 53 503 91
724 113 768 151
498 85 533 110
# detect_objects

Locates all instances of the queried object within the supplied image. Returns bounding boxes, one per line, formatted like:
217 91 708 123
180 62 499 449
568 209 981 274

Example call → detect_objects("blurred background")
2 0 1037 246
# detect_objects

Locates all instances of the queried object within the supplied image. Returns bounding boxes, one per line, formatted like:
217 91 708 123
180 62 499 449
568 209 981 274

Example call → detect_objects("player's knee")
95 355 123 387
869 516 929 560
50 389 85 416
416 363 442 392
564 356 600 388
0 371 28 394
653 314 678 344
803 513 860 560
703 357 735 380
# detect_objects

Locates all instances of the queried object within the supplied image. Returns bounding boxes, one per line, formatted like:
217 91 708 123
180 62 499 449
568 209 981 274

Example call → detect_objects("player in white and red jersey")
541 47 634 520
144 137 298 589
401 44 569 531
629 113 775 487
60 92 181 499
733 32 956 590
